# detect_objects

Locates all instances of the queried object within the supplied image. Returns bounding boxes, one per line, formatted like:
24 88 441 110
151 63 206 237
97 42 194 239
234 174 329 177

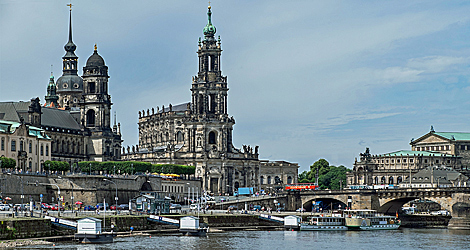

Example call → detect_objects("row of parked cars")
0 203 33 211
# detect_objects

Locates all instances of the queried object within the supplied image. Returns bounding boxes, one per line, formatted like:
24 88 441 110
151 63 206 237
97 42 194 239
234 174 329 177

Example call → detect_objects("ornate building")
123 6 261 195
259 161 299 191
347 127 470 187
0 6 122 170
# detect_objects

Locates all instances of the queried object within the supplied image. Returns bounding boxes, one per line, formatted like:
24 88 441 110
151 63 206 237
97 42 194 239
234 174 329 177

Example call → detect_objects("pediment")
412 133 450 145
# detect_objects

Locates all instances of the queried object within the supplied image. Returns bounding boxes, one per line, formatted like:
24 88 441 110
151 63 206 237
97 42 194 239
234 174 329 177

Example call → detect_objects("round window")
63 83 68 89
73 83 79 89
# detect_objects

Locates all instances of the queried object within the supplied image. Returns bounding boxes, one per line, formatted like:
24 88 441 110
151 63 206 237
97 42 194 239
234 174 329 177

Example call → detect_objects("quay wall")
399 215 451 228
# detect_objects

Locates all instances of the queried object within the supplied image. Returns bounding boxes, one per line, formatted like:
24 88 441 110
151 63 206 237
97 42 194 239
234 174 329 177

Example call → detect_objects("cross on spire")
208 1 211 6
67 3 73 11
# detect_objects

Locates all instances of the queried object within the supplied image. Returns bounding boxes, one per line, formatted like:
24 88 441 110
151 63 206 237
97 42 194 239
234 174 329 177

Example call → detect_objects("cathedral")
122 6 263 194
0 6 122 171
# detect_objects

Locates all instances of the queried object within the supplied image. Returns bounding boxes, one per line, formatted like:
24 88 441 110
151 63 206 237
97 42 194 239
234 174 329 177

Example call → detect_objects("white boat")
344 210 400 230
300 214 348 231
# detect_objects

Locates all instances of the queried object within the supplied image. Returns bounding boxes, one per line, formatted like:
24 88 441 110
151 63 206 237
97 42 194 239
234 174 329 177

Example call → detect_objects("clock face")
63 83 68 89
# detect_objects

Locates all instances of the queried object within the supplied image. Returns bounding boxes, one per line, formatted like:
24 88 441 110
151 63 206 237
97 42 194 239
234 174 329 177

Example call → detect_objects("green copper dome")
203 6 216 38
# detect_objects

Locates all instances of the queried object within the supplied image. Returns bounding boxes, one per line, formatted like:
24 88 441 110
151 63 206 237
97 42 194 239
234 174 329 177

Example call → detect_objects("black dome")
86 51 105 67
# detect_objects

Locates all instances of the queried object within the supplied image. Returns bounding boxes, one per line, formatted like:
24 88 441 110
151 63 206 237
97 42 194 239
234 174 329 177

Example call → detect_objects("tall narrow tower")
56 5 83 108
81 44 112 130
45 73 59 108
191 5 228 117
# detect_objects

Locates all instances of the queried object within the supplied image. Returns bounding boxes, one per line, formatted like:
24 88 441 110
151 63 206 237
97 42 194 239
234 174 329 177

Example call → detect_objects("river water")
20 229 470 250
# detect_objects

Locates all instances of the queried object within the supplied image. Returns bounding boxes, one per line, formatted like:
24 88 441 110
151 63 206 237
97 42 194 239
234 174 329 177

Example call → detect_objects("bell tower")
191 5 228 117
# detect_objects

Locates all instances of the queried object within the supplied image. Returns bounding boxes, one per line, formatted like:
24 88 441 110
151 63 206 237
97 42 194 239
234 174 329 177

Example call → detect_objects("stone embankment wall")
399 215 451 228
0 218 51 239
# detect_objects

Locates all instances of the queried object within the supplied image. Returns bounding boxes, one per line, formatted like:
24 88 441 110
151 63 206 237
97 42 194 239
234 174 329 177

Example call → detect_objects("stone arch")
302 197 347 212
374 176 379 185
397 176 403 184
209 131 217 144
260 176 264 184
381 176 386 184
287 176 293 184
389 176 394 185
141 181 153 191
86 109 95 127
378 195 456 215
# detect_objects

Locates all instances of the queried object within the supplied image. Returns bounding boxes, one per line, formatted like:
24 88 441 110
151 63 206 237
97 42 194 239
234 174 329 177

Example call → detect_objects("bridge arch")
379 196 454 215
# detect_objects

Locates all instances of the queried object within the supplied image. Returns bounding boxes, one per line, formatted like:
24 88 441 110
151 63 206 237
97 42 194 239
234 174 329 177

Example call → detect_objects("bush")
76 161 194 175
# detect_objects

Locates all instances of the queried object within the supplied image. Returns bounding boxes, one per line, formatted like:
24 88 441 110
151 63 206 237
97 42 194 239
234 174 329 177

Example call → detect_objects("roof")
378 150 455 157
78 217 102 222
42 107 81 130
432 132 470 141
0 120 50 140
406 166 468 184
159 103 190 113
0 101 30 121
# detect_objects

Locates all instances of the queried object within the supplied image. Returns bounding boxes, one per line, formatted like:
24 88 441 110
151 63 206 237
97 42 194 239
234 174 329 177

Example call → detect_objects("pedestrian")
130 226 134 235
111 224 114 234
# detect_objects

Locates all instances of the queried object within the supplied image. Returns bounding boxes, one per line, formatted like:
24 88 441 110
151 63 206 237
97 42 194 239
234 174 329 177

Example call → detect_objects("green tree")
299 159 351 190
0 157 15 169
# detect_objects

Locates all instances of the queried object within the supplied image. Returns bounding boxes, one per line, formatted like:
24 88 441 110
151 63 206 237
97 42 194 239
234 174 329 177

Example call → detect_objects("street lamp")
89 163 92 176
186 182 190 207
103 179 118 215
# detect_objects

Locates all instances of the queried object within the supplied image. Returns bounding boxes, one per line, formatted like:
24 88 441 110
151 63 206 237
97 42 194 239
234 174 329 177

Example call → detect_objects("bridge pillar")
350 193 380 210
287 191 301 211
448 193 470 229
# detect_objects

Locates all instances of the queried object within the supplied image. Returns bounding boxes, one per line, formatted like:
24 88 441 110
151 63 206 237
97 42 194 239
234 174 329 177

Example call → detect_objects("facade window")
391 160 394 163
410 159 413 163
1 138 4 151
260 176 264 184
287 176 293 184
381 160 384 163
447 160 451 164
416 147 420 151
386 160 389 163
29 142 32 153
446 145 450 150
436 160 439 164
29 161 32 169
424 159 428 163
209 131 216 144
11 140 16 151
403 159 406 163
397 159 400 163
197 137 202 147
46 145 49 156
461 145 466 150
40 145 44 156
267 176 271 184
19 141 23 151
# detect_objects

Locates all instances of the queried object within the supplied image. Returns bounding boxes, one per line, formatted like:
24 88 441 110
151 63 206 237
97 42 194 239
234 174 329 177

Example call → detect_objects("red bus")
285 183 319 191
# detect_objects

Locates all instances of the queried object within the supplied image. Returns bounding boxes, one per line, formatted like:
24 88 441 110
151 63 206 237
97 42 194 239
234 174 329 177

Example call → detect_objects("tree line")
298 158 351 190
0 157 15 169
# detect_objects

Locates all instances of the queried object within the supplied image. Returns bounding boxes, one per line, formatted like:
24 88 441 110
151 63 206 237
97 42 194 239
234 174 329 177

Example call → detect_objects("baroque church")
123 6 268 194
0 6 122 171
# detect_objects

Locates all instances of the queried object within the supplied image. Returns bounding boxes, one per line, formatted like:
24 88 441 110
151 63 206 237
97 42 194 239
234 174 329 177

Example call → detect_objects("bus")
285 183 319 191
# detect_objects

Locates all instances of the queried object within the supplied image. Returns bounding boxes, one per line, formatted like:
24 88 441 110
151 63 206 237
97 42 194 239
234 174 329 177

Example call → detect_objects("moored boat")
344 210 400 230
300 213 348 231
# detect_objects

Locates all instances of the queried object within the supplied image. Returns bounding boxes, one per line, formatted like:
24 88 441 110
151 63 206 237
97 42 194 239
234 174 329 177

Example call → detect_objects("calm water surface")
20 229 470 250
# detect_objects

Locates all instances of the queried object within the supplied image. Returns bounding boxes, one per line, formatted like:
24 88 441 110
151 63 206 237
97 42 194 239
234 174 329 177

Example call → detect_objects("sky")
2 0 470 173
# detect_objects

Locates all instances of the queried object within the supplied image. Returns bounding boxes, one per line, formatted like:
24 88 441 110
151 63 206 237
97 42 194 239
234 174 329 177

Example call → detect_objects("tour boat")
300 214 348 231
344 209 400 230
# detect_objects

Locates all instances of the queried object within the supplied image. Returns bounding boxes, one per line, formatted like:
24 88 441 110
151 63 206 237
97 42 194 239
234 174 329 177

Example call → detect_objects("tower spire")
203 4 216 40
67 4 73 43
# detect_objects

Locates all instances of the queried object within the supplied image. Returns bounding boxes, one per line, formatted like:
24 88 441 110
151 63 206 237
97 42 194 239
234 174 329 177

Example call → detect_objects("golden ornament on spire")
208 1 211 9
94 43 97 52
67 3 73 11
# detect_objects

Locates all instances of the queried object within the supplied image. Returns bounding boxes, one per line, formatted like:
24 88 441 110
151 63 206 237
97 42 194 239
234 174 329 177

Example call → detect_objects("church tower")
45 73 59 108
56 5 84 109
187 5 234 155
191 5 228 117
81 44 112 130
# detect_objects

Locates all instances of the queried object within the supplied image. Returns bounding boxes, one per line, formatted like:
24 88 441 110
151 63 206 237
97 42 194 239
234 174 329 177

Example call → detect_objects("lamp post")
186 182 190 207
89 163 91 176
103 179 118 215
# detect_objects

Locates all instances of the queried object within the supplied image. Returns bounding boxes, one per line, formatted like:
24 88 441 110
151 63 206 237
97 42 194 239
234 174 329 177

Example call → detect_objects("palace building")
0 6 122 171
347 127 470 187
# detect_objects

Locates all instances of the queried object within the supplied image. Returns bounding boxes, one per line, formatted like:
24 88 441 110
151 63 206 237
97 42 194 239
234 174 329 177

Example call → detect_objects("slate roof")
42 107 81 130
159 103 190 113
0 101 29 121
406 166 468 185
378 150 455 157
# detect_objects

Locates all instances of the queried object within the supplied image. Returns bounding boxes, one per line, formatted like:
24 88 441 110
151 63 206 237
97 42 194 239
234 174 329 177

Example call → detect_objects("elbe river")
21 229 470 250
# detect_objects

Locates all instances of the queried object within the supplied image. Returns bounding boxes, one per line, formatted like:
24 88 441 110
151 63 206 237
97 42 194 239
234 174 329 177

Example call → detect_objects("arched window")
86 109 95 127
397 176 402 184
287 176 293 184
260 176 264 184
381 176 386 184
235 182 240 189
389 176 394 185
89 82 95 93
275 176 281 184
177 131 183 143
29 142 32 153
209 131 216 144
374 176 379 185
267 176 271 184
40 145 44 156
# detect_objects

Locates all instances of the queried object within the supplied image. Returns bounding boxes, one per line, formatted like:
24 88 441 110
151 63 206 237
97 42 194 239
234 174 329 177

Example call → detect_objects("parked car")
41 203 52 209
110 205 121 210
83 205 96 211
170 204 182 210
14 204 26 211
190 204 198 210
219 197 229 202
0 204 10 211
97 203 110 210
296 208 306 212
119 204 129 210
51 204 64 211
